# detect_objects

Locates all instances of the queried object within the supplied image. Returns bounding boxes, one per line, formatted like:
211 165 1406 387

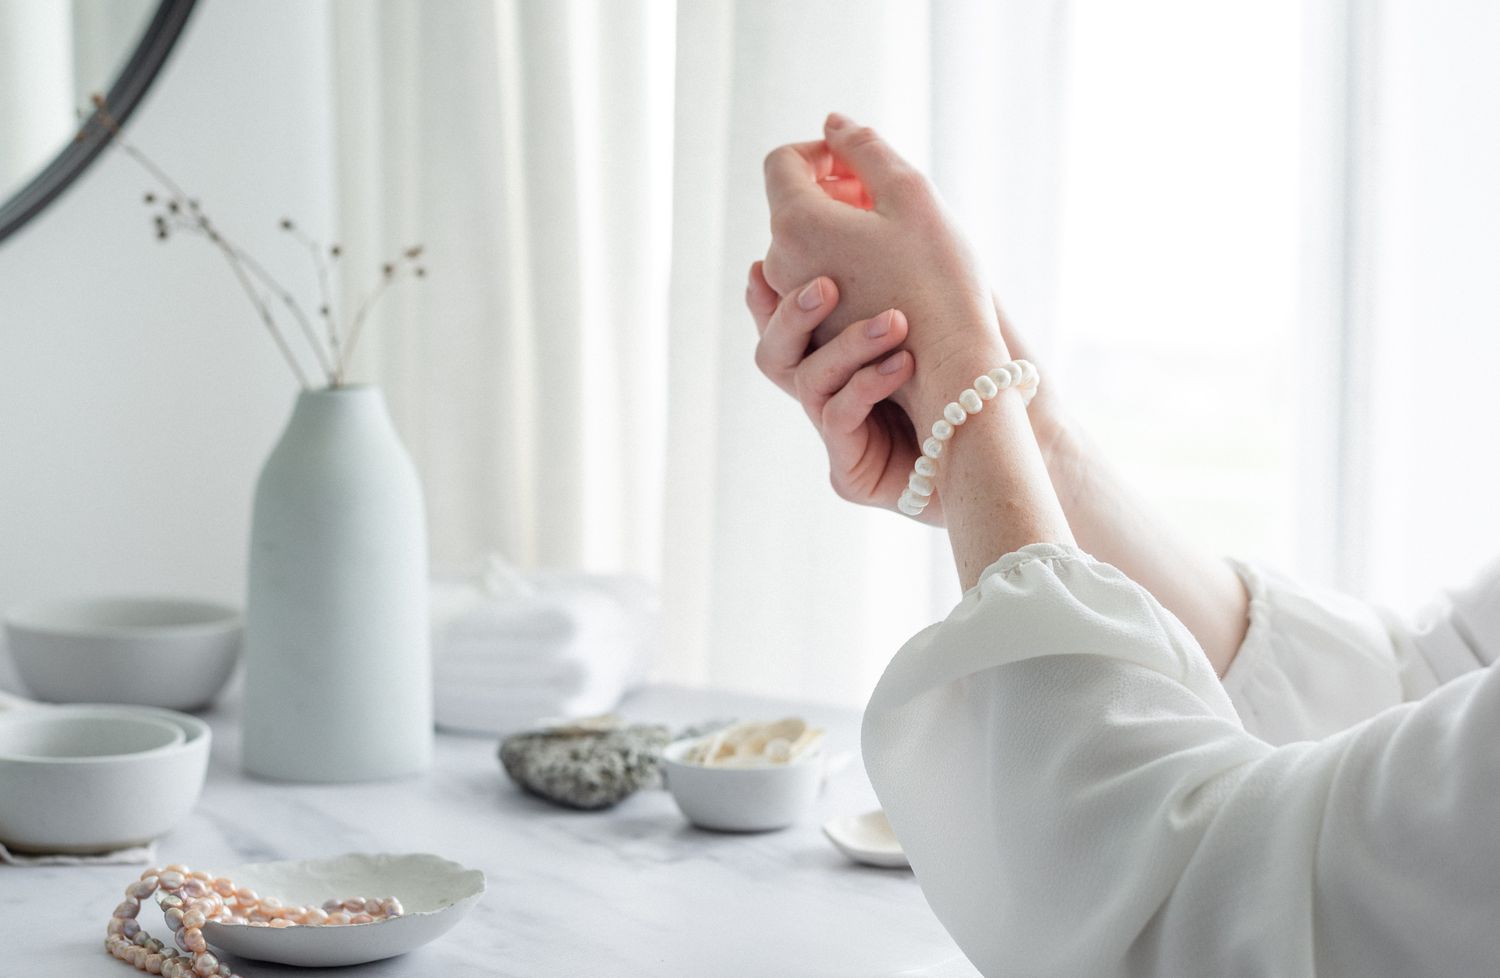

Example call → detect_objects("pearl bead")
270 918 292 928
898 360 1039 520
165 864 190 875
234 887 257 905
184 930 206 954
322 898 342 912
194 952 220 976
165 908 185 930
146 952 164 974
350 912 374 924
180 880 208 899
161 962 182 978
159 871 186 891
304 907 328 925
341 898 365 912
130 878 159 899
248 920 270 928
212 877 235 897
122 918 141 938
182 910 206 929
114 898 141 919
159 894 183 910
190 870 212 881
141 867 164 880
382 897 404 916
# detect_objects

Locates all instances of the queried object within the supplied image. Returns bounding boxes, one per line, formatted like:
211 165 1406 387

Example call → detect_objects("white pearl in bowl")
5 596 241 711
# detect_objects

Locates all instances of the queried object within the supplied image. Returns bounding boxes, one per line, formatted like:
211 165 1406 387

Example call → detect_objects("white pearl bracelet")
897 359 1039 518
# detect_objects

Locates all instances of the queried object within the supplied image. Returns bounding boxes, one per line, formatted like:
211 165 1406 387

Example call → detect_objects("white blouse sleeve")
862 544 1500 978
1223 557 1500 744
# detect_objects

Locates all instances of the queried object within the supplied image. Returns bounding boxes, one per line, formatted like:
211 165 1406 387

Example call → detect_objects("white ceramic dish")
6 596 241 711
203 853 485 967
660 738 823 832
822 809 909 869
0 705 210 854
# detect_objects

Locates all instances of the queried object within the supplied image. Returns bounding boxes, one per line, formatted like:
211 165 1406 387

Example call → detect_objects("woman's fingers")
793 308 908 423
745 261 779 335
823 113 928 211
752 275 840 394
821 350 915 497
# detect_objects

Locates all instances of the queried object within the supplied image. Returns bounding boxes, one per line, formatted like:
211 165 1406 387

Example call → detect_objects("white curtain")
328 0 1071 706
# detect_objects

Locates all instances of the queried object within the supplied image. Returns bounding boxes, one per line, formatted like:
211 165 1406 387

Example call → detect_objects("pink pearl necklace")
105 863 405 977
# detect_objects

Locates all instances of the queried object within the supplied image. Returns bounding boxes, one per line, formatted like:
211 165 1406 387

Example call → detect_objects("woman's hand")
761 113 1006 422
747 265 944 524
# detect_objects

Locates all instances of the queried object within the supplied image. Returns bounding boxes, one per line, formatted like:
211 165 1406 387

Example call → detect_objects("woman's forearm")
1036 419 1249 675
913 347 1074 589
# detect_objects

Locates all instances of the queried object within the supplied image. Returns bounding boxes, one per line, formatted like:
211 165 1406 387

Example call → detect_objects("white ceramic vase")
241 386 432 782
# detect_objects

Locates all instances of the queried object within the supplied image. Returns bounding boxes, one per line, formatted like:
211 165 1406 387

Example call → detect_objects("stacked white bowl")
0 704 211 854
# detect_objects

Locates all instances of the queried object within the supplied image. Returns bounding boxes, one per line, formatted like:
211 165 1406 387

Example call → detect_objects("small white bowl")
204 853 486 967
660 739 823 832
5 596 241 711
822 809 910 868
0 705 210 854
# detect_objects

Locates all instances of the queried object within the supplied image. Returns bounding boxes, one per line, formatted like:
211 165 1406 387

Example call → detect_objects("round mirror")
0 0 197 244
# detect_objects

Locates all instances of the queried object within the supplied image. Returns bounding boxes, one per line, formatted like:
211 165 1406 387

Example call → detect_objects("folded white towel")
430 558 655 735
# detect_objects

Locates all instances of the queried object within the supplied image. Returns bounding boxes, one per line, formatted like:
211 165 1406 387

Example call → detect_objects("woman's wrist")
906 337 1012 425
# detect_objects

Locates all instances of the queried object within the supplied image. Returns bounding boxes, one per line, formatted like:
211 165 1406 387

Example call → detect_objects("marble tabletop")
4 684 979 977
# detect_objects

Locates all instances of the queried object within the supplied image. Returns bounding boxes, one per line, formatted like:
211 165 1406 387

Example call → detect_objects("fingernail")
879 351 906 375
826 112 851 131
865 311 892 339
797 279 825 311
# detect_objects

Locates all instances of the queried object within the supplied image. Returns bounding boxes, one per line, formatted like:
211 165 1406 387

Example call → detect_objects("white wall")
0 0 336 689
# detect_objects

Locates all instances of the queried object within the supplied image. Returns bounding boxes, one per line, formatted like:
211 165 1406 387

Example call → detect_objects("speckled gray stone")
499 724 672 810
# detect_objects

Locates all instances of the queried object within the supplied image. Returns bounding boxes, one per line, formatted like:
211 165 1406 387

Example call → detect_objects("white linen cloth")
862 543 1500 978
431 562 655 735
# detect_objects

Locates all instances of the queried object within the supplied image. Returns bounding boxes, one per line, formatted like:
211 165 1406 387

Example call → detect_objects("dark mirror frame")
0 0 198 246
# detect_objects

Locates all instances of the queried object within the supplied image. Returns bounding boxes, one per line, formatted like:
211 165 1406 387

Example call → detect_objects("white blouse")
862 543 1500 977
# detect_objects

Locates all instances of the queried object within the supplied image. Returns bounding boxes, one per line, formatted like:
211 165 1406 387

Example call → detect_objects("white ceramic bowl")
661 739 824 832
204 853 486 967
5 596 241 710
0 705 210 853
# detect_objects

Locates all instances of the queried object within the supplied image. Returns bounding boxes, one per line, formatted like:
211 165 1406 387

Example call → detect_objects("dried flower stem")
86 94 424 391
93 108 318 387
287 225 343 384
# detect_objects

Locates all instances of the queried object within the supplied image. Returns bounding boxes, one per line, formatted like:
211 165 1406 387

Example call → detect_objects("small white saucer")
203 852 484 967
822 809 909 869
